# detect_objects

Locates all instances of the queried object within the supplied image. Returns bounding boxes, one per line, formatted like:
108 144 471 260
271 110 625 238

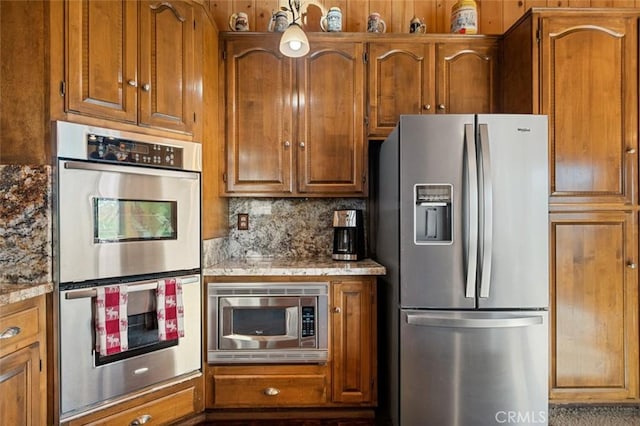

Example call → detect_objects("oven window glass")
232 308 287 336
94 287 177 366
94 198 177 242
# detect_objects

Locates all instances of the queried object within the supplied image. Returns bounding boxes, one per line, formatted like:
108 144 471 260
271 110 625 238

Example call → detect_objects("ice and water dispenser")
414 184 453 244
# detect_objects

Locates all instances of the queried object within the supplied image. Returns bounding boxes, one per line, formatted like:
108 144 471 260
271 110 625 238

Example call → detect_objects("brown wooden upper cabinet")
221 33 366 197
367 36 499 138
66 0 196 135
502 9 638 206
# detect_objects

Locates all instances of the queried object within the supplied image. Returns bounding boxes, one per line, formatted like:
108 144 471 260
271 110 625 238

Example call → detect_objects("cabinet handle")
437 104 446 111
284 141 291 148
141 83 151 92
130 414 152 425
263 387 280 396
628 262 637 269
627 148 637 154
423 104 431 111
127 80 138 87
0 326 21 339
299 141 305 149
332 307 341 313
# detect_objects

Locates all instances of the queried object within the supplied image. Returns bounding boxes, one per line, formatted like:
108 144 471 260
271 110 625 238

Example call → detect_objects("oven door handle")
63 161 199 179
64 275 200 300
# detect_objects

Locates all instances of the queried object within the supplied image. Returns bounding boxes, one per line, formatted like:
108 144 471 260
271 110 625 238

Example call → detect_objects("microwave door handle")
63 161 199 180
464 123 478 299
478 123 493 298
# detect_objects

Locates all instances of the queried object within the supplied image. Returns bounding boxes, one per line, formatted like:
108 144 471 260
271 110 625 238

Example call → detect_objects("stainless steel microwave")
207 282 329 364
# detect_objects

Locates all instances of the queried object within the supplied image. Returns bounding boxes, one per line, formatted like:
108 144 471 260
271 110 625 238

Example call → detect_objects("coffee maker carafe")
332 209 365 261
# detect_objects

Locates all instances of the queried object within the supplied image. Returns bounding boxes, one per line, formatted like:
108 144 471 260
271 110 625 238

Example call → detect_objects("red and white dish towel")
95 285 128 356
157 278 185 341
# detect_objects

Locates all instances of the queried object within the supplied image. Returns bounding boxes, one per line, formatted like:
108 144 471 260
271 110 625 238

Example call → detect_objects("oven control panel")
301 306 315 337
87 133 184 169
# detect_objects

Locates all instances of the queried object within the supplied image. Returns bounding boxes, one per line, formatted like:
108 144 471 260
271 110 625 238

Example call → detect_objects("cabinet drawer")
0 303 41 355
213 374 327 407
81 387 195 426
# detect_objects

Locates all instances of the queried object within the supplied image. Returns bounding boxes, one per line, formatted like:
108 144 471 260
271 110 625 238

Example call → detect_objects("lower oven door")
58 274 201 420
57 160 200 283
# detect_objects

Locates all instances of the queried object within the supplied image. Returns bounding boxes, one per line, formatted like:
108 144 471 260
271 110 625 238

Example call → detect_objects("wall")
208 0 640 36
203 197 367 264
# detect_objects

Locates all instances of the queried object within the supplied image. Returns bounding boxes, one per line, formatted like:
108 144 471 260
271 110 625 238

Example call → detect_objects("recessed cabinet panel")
224 36 294 194
550 211 638 401
540 15 638 204
139 1 194 133
436 41 498 114
297 41 365 194
67 0 138 122
367 43 434 138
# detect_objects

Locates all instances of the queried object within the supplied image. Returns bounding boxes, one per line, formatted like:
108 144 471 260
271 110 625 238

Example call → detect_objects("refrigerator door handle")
464 124 478 299
406 313 543 328
478 123 493 298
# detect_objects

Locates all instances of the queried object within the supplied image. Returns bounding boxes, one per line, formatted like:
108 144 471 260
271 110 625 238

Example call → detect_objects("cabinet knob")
628 262 637 269
627 148 637 154
299 141 305 149
0 326 21 339
127 79 138 87
332 307 341 313
263 387 280 396
141 83 151 92
130 414 152 425
423 104 431 111
437 104 446 111
284 141 291 148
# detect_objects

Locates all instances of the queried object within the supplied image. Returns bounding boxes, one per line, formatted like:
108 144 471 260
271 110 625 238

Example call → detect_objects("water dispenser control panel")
414 184 453 245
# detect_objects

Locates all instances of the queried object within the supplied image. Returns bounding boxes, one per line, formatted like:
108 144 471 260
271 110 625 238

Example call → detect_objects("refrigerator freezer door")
476 115 549 309
400 309 548 426
399 115 476 309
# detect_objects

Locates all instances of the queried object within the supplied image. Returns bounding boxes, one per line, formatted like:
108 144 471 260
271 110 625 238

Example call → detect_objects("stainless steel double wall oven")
54 121 202 421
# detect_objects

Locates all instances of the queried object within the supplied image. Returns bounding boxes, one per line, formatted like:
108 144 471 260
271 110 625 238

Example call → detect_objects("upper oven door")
58 160 201 283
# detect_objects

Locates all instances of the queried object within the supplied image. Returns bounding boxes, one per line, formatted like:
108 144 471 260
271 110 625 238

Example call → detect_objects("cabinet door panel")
67 0 137 122
436 41 498 114
139 1 194 134
0 343 40 426
550 211 638 401
297 41 365 194
331 279 376 404
223 36 294 194
541 16 637 204
367 43 434 137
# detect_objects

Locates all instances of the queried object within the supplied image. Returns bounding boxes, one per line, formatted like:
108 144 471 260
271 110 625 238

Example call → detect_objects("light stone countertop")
0 282 53 307
203 257 386 277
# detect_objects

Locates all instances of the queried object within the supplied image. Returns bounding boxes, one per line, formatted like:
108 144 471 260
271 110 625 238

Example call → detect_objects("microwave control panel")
301 306 316 337
86 133 184 169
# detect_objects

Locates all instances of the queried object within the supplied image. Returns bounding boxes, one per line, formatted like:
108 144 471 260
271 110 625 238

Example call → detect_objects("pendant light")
279 0 310 58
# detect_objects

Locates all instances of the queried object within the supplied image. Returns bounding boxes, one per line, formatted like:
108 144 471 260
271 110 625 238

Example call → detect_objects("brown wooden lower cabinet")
550 210 639 402
204 276 378 411
62 376 203 426
0 295 47 426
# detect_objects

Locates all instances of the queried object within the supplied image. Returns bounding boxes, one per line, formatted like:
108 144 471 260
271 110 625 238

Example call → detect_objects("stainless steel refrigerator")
375 115 549 426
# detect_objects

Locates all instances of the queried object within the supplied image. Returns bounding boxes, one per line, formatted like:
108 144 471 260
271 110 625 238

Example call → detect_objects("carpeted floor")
549 405 640 425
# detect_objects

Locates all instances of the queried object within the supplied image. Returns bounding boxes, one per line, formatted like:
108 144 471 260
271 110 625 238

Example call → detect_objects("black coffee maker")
332 209 365 261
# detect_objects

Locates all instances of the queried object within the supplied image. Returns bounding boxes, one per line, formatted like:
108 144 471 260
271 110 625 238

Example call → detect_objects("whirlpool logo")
495 410 547 424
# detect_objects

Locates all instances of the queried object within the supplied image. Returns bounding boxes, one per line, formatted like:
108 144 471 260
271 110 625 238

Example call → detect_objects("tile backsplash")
203 198 367 263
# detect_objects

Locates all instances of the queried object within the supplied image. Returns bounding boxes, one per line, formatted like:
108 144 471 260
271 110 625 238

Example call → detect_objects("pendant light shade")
279 23 310 58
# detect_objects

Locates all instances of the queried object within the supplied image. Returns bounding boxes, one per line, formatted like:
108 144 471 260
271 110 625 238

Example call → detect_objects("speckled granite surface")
227 198 367 259
203 257 385 276
0 282 53 306
0 165 52 286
